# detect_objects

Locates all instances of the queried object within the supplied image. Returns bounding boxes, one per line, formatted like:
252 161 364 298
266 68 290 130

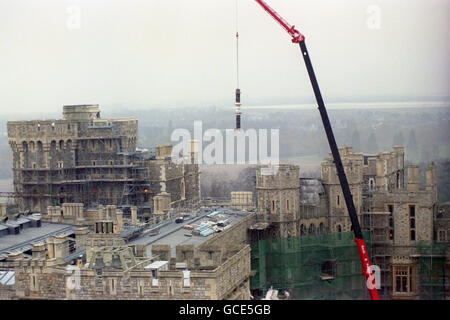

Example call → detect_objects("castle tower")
256 164 300 238
321 146 363 233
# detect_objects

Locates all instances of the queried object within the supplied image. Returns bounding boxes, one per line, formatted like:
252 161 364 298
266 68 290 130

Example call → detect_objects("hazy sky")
0 0 448 115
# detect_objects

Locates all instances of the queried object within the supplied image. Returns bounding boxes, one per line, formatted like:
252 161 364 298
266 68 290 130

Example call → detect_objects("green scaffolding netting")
416 241 447 300
251 231 372 300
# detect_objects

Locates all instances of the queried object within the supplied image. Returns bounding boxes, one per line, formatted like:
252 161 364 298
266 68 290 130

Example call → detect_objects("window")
319 223 325 235
321 260 337 280
409 205 416 241
110 278 117 295
183 270 191 287
286 199 290 212
388 205 394 240
337 195 340 206
272 200 275 212
394 265 415 294
369 178 375 191
300 224 306 236
337 225 342 233
152 270 159 286
30 275 38 291
396 172 400 189
438 230 446 242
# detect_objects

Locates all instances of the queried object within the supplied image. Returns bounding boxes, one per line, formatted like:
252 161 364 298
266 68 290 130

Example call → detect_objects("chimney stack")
406 165 419 192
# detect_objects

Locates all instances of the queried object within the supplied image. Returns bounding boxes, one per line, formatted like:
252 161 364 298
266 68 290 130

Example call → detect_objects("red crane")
253 0 380 300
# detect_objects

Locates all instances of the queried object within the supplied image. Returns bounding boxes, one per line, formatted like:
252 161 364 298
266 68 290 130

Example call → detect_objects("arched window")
50 140 56 152
59 140 64 150
337 225 342 233
308 224 316 235
29 141 35 151
66 140 72 151
37 141 43 153
300 224 306 236
319 223 325 235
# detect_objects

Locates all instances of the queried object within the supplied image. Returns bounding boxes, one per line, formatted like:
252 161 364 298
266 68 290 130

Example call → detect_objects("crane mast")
253 0 380 300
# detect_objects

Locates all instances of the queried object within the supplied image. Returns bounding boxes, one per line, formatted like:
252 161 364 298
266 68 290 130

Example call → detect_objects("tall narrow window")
337 195 340 206
286 199 290 212
369 179 375 191
30 275 38 291
437 230 446 242
396 172 400 189
110 278 116 295
409 205 416 241
272 200 275 212
388 205 394 240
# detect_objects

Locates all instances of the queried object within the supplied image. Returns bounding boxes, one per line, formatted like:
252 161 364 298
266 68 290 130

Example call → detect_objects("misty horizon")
0 0 448 116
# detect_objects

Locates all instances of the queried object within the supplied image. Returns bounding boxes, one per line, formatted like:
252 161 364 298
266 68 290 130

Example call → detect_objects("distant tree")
351 129 361 152
367 132 379 153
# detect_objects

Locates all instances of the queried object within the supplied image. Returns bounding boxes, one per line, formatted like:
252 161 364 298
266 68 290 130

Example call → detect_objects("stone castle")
1 105 448 300
255 146 448 299
7 105 200 223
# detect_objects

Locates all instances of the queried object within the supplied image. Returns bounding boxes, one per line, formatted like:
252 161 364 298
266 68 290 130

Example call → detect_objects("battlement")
63 104 100 120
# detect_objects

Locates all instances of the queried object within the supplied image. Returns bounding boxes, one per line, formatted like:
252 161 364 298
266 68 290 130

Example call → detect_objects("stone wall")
11 244 250 300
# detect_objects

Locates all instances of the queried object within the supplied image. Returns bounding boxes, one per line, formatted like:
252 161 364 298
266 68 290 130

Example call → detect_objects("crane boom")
254 0 380 300
254 0 304 43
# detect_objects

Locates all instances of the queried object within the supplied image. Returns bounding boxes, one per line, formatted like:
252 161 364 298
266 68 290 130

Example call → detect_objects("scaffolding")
250 231 372 300
416 242 447 300
361 211 390 299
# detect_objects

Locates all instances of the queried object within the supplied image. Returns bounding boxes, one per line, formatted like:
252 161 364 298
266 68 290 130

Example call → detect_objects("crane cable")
235 0 242 130
235 0 239 88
